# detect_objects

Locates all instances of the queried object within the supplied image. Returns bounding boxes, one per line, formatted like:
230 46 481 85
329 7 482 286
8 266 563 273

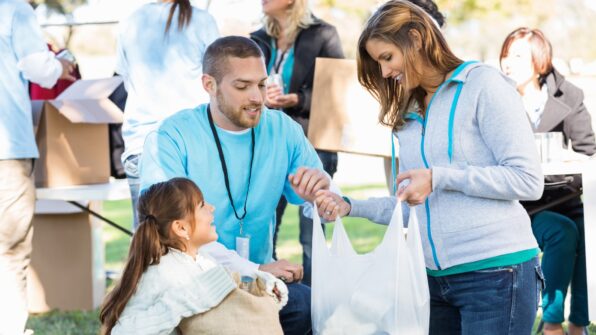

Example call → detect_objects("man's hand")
259 259 303 283
288 167 330 203
396 168 433 206
315 190 350 220
57 59 76 81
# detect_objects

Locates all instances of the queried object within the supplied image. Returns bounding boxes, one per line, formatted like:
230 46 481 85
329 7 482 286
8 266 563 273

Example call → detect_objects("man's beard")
216 91 262 129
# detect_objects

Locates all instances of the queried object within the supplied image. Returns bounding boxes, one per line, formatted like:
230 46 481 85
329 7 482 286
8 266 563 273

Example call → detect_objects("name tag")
236 236 250 259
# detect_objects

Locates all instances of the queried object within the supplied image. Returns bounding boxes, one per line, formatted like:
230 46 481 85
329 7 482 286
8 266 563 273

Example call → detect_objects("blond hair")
263 0 314 43
357 0 462 130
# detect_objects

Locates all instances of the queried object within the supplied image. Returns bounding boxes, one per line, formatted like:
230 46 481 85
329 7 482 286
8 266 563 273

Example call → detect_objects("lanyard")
273 48 288 74
207 106 255 234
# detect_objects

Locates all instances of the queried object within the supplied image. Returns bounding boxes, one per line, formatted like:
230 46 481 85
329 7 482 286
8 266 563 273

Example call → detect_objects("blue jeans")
280 282 312 335
123 154 141 230
273 150 337 286
428 257 543 335
531 200 589 326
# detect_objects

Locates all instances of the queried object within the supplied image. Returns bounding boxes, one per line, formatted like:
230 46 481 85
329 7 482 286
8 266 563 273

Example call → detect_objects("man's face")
214 56 268 130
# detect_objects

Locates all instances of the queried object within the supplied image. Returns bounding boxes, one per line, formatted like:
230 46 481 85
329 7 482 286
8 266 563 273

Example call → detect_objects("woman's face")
365 38 419 90
501 38 537 87
189 201 217 248
262 0 292 17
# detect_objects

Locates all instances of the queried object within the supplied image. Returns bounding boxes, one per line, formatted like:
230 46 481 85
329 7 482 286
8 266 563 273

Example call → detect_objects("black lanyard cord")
207 106 255 222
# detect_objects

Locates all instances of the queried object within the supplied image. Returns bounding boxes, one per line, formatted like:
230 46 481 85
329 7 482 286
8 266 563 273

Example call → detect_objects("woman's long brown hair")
99 178 204 334
357 0 462 130
165 0 193 34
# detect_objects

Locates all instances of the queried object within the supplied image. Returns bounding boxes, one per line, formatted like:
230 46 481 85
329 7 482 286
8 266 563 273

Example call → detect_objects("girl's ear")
408 29 423 52
171 220 190 241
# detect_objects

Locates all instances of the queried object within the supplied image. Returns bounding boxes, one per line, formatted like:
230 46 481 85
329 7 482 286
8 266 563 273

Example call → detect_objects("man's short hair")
203 36 264 83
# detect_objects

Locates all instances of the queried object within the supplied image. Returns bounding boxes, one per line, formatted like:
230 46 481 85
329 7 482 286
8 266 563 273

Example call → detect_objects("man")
140 36 332 335
0 0 74 333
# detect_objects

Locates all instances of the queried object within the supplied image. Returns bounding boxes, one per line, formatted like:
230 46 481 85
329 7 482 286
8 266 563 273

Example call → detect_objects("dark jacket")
536 69 596 155
523 69 596 215
250 17 344 119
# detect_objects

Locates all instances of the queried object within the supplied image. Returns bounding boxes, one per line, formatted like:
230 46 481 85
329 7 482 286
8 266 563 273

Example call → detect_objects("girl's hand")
315 190 351 220
396 169 433 206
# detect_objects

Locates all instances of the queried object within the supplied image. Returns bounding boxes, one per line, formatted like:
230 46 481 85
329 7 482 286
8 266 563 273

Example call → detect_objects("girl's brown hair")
499 27 553 83
357 0 462 130
165 0 193 34
99 178 204 334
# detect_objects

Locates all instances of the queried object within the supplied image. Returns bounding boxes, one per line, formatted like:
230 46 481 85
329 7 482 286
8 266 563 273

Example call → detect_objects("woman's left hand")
267 93 299 109
396 169 433 206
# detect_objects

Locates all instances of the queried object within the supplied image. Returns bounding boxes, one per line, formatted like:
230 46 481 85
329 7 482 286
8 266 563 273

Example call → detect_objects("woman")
249 0 344 286
99 178 286 334
116 0 219 229
315 1 545 333
500 27 595 335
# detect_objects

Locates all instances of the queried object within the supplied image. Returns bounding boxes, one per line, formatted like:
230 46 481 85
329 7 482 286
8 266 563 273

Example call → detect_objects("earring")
185 235 190 241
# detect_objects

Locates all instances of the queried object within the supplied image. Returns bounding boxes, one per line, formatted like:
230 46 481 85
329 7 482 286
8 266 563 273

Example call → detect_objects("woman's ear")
171 220 190 241
408 29 423 52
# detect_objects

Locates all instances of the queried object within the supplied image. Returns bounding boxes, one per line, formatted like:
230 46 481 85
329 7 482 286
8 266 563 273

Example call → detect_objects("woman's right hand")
265 84 283 108
315 190 351 220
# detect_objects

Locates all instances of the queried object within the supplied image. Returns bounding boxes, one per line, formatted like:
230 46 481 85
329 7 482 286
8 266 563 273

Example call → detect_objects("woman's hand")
315 190 351 220
265 85 299 109
396 169 433 206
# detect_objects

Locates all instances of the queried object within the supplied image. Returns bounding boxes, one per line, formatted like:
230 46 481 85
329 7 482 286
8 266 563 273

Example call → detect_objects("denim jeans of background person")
116 0 219 229
0 0 73 333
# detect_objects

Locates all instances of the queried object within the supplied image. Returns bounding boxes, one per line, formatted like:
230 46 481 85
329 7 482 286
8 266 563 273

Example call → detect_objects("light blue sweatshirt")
350 62 543 272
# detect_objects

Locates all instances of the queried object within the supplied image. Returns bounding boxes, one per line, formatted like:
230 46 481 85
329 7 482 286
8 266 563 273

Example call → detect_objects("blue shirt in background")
116 3 219 162
140 104 323 264
0 0 49 159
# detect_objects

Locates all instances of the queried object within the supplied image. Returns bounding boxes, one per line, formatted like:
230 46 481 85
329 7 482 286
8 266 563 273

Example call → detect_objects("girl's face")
501 38 537 87
365 38 419 91
189 201 217 248
262 0 291 17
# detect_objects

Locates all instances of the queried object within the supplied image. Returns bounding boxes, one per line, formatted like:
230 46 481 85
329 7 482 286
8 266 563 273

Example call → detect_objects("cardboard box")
27 200 105 313
33 77 124 187
308 58 394 158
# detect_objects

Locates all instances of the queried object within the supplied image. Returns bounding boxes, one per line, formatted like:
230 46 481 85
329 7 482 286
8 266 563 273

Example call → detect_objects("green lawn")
26 184 596 334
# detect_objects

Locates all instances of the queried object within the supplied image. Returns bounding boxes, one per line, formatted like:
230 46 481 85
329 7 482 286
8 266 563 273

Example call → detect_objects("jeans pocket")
535 264 545 310
472 265 515 274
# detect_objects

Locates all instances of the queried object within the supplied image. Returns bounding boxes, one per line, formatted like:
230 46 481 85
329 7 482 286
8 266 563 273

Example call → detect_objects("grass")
26 184 596 334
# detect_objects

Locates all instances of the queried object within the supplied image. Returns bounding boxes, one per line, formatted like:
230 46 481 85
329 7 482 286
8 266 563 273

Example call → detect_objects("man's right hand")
259 259 303 284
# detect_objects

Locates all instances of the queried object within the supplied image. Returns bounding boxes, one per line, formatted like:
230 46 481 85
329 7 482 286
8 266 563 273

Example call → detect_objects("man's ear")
202 74 217 96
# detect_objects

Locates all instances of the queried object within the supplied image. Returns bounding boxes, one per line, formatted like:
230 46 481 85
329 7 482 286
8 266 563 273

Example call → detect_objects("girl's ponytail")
99 216 164 334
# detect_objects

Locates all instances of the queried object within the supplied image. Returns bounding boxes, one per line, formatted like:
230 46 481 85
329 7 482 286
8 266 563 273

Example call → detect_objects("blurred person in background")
116 0 219 229
0 0 74 333
501 27 595 335
250 0 344 287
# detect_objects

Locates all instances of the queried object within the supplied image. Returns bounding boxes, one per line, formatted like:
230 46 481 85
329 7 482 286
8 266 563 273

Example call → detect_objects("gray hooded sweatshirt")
351 62 544 271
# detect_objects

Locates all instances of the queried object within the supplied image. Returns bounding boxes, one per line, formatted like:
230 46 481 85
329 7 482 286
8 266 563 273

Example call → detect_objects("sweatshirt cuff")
349 198 373 218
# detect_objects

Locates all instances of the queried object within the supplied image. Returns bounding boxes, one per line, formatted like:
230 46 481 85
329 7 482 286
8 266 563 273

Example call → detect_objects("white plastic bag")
311 201 430 335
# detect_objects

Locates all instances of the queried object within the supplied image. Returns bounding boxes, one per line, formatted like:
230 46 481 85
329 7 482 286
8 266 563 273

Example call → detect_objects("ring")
279 276 287 282
325 211 332 215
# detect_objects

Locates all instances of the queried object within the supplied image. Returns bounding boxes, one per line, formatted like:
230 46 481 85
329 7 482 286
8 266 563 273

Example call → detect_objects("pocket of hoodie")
436 190 520 234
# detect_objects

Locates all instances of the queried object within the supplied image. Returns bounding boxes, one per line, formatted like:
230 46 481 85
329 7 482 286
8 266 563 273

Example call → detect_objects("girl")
100 178 286 334
316 1 545 334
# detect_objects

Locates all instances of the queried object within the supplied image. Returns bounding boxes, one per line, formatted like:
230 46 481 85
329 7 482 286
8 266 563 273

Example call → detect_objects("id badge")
236 236 250 259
